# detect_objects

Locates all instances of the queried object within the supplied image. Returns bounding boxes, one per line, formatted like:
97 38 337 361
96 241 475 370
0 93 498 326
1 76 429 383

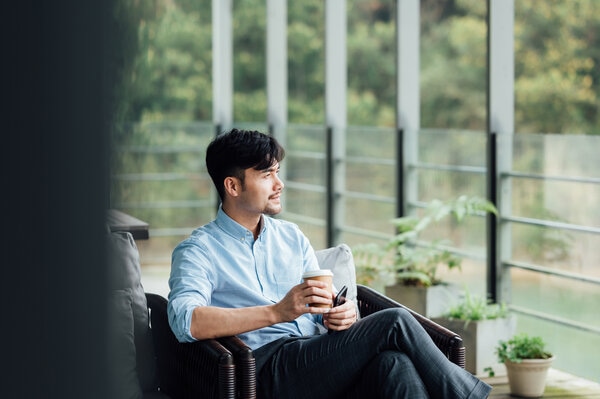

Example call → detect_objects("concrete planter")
505 357 554 398
384 283 459 318
432 315 517 376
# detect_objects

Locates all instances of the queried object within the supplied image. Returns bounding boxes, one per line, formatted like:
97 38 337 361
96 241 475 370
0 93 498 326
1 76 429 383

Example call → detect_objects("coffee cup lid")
302 269 333 278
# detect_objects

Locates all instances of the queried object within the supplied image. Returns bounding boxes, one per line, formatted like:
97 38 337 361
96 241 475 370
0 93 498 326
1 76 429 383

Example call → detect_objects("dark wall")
5 2 115 397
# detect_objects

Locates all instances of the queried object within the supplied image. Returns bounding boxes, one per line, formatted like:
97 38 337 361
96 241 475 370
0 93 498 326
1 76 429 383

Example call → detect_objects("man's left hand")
322 299 357 332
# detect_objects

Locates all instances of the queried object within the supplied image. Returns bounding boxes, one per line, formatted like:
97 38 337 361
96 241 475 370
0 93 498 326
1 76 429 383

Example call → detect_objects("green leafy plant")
445 289 509 325
361 195 497 287
495 333 553 364
353 195 498 288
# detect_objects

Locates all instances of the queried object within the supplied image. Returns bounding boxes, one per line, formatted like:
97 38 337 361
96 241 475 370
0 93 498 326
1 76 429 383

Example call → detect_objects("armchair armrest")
146 293 236 399
177 339 236 399
219 336 257 399
356 285 466 368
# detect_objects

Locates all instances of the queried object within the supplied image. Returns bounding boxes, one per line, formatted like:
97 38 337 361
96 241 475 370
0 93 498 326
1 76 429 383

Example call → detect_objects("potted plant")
494 333 554 398
432 289 516 376
353 195 498 317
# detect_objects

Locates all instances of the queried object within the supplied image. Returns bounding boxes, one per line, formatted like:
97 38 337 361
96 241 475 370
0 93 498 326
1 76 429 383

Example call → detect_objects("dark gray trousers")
255 308 491 399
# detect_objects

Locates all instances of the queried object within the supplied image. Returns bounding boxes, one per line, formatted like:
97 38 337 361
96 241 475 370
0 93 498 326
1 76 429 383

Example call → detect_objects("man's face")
237 162 284 216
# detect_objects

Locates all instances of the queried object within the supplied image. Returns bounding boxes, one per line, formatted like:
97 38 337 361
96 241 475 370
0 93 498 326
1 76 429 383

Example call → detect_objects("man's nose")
275 174 284 189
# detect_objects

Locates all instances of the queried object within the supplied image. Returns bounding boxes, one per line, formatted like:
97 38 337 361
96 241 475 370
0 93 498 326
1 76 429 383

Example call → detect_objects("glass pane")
514 1 598 135
112 122 216 266
417 169 487 203
284 188 326 221
420 4 487 130
288 2 325 124
420 129 487 167
511 133 600 274
284 124 328 246
347 126 395 159
233 1 266 122
511 269 600 329
347 0 396 127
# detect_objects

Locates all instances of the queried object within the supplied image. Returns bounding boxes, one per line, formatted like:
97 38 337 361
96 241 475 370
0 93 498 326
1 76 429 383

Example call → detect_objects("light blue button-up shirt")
167 207 326 350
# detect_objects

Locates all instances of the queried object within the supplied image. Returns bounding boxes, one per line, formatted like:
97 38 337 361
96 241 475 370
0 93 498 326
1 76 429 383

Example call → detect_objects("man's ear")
223 176 240 197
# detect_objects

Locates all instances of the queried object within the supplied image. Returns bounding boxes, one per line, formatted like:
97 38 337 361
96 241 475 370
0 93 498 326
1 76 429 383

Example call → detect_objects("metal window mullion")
487 0 515 304
212 0 233 131
396 0 420 219
267 0 287 147
325 0 347 247
267 0 288 214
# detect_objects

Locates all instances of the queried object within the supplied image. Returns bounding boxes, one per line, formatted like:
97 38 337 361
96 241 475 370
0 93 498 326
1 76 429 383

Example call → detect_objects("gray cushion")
107 231 158 393
315 244 357 304
108 289 144 399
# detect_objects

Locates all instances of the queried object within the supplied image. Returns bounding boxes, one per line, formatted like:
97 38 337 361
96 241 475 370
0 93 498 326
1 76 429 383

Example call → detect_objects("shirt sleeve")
167 239 213 342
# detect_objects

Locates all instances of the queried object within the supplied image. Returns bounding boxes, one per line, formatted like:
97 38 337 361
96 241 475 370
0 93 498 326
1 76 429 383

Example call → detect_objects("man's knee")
370 351 429 398
376 350 413 374
368 307 415 330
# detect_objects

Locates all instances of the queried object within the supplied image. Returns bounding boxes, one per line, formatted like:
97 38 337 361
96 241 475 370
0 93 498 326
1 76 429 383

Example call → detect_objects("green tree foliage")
421 9 488 130
288 2 325 124
114 0 212 123
116 0 599 135
515 0 599 134
348 1 396 126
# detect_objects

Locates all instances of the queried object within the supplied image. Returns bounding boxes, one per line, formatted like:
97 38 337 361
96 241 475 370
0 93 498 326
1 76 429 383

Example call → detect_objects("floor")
482 369 600 398
140 266 600 398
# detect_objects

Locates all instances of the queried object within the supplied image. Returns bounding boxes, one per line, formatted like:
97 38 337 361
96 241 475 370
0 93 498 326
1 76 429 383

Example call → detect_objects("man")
168 128 491 398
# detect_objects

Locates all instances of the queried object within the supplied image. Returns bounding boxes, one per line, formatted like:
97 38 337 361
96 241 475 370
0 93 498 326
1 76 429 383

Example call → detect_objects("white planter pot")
432 315 517 376
384 283 459 318
505 357 554 398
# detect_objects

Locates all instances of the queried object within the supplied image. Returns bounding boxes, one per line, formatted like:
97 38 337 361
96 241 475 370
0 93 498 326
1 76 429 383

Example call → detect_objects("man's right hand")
273 280 333 322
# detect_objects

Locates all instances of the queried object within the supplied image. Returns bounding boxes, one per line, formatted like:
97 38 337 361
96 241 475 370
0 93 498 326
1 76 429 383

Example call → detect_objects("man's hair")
206 128 285 201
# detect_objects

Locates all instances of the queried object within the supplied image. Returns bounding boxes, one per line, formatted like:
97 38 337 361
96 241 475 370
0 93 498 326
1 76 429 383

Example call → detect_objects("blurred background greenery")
111 0 599 132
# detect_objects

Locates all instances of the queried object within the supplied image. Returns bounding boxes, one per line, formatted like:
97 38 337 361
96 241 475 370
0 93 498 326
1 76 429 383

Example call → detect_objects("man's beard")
263 204 282 216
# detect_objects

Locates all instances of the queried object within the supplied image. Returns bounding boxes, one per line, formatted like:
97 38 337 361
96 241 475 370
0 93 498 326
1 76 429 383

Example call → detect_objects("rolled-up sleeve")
167 240 213 342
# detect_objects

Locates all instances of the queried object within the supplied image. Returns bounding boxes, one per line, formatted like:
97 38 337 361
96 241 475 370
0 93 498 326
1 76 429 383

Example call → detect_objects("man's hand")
323 299 357 332
273 280 333 322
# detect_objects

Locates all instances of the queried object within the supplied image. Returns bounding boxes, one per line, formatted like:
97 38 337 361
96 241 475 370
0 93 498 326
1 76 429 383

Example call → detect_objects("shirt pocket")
273 267 303 298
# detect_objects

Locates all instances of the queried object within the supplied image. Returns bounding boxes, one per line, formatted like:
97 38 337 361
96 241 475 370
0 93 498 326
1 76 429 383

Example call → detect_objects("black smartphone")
332 285 348 308
328 285 348 334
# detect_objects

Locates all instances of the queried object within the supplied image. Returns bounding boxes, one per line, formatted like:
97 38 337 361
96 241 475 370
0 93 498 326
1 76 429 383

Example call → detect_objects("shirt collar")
215 205 268 242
